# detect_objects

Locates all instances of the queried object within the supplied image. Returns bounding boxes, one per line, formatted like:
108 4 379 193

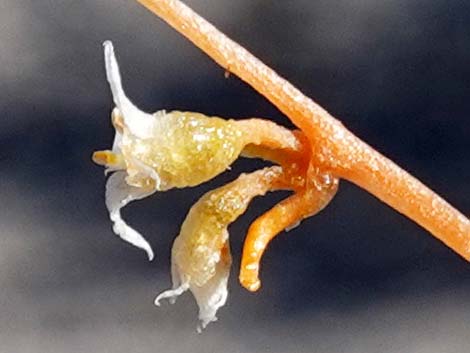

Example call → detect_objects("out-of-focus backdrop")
1 0 470 352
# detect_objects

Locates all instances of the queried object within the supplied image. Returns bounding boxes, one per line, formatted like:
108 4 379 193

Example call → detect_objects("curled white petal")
155 258 187 306
103 40 155 139
105 171 156 260
154 283 189 306
190 253 230 331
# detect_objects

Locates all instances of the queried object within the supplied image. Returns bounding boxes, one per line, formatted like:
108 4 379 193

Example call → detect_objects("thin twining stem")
135 0 470 260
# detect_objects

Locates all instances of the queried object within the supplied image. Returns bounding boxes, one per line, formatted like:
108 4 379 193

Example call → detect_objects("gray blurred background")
1 0 470 352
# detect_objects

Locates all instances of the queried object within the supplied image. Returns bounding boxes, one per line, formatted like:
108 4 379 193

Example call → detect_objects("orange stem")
240 174 339 291
135 0 470 260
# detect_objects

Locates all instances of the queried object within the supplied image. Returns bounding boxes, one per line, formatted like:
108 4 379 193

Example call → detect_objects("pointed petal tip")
103 40 113 48
103 41 116 74
147 249 155 261
103 39 124 109
101 40 156 138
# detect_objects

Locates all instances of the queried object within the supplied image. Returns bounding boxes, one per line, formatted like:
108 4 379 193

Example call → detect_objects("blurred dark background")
1 0 470 352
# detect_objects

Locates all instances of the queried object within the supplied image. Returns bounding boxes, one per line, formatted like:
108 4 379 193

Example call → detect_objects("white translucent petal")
112 130 122 154
103 41 155 139
126 156 165 191
105 171 156 260
191 260 230 331
154 283 189 306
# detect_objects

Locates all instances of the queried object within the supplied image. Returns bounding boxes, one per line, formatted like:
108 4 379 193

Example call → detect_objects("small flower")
92 41 333 329
93 41 251 259
155 167 286 330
